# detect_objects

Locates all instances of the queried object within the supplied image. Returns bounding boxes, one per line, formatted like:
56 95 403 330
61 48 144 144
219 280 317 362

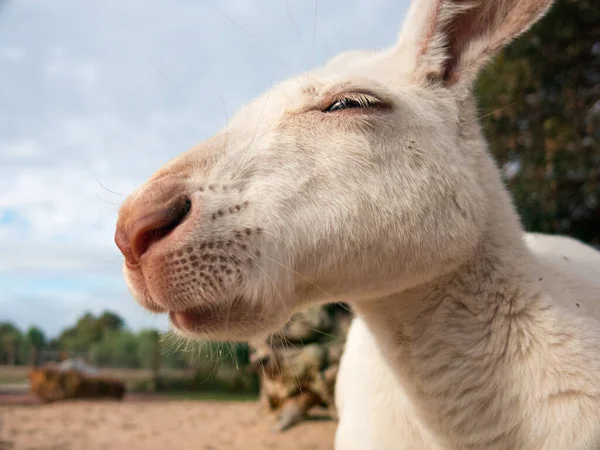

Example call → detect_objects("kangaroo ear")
396 0 553 87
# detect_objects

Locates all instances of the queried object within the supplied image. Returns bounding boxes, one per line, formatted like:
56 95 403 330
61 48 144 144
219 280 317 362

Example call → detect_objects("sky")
0 0 410 338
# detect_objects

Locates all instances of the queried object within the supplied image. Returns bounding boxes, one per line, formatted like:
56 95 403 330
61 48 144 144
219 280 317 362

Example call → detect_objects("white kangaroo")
114 0 600 448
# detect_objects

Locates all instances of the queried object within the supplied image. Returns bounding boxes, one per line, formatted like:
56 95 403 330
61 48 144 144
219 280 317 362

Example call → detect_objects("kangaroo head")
115 0 553 341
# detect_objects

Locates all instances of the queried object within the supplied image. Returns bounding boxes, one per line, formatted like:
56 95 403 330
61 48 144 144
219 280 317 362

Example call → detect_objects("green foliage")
90 330 141 368
23 326 47 365
191 340 250 370
0 324 48 365
48 313 249 371
159 344 191 370
26 326 46 349
96 311 124 331
137 328 161 370
57 311 124 352
129 366 259 396
0 322 23 364
477 0 600 245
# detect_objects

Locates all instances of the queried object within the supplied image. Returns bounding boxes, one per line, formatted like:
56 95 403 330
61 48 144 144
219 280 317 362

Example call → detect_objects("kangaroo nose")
115 181 192 265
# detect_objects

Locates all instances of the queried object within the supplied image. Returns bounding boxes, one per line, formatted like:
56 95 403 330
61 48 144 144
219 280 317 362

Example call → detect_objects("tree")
0 322 23 365
137 329 162 391
137 329 161 370
58 310 125 353
26 326 46 366
90 330 140 368
97 312 124 331
477 0 600 246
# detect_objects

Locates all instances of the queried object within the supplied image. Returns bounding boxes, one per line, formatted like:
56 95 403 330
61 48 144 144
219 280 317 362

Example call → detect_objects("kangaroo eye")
323 94 381 113
325 98 363 112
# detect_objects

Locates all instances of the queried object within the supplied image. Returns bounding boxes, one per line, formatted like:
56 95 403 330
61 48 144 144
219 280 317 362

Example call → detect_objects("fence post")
151 331 161 392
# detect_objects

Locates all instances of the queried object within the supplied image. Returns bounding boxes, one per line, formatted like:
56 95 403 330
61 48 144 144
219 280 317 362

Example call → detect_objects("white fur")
336 232 600 450
115 0 600 448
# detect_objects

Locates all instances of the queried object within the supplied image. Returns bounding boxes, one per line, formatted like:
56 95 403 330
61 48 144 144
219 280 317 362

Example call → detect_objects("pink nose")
115 180 192 265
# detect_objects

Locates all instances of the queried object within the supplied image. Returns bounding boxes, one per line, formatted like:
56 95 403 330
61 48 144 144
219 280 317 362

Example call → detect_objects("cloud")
0 0 410 337
0 44 26 61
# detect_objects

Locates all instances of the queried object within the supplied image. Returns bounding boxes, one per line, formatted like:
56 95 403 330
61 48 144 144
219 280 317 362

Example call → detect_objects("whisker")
281 334 304 395
237 80 273 159
148 56 176 83
286 0 309 72
466 102 516 124
287 318 338 340
94 175 125 197
95 194 120 206
216 93 230 153
198 341 223 384
336 302 353 314
259 253 337 303
148 54 226 119
160 331 186 357
230 342 240 370
256 250 355 321
209 1 294 76
311 0 319 68
251 253 293 322
251 245 356 318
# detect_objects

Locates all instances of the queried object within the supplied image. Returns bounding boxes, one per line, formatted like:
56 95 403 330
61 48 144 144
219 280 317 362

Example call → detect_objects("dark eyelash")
324 94 381 113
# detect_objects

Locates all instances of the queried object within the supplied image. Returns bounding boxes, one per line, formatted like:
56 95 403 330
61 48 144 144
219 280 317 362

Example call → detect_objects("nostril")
130 196 192 260
115 228 136 266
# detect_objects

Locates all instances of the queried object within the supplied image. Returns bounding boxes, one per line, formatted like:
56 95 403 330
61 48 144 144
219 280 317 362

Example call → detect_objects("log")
29 363 125 402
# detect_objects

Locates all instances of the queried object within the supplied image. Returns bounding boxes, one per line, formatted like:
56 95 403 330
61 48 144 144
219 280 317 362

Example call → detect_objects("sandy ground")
0 395 336 450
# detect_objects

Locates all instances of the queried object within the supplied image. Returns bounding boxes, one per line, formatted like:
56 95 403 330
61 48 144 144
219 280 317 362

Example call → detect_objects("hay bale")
29 364 125 402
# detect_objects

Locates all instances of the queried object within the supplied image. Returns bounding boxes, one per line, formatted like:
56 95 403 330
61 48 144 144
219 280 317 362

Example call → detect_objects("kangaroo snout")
115 178 193 265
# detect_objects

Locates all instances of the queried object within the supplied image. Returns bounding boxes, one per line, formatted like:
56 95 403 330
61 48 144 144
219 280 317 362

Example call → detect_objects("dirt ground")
0 395 336 450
